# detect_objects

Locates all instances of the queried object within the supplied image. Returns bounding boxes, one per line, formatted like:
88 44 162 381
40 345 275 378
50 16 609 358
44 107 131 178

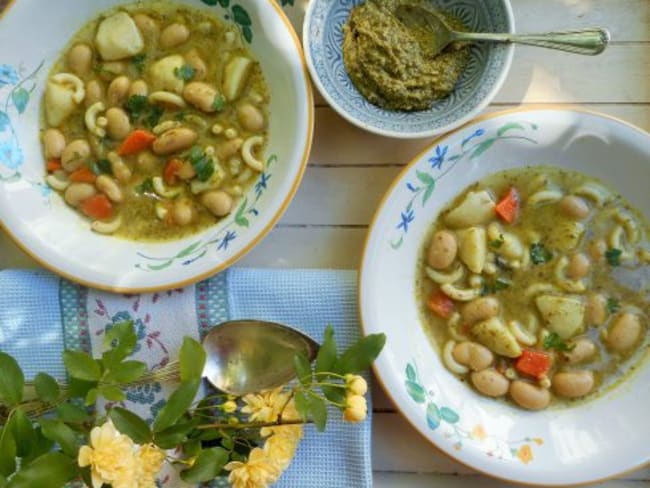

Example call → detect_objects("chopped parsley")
144 105 164 128
605 248 622 267
480 278 511 296
91 159 112 175
606 297 621 314
530 242 553 265
174 64 196 81
131 53 147 73
212 95 226 112
489 235 505 249
543 332 574 352
125 95 164 128
187 146 214 182
135 178 154 195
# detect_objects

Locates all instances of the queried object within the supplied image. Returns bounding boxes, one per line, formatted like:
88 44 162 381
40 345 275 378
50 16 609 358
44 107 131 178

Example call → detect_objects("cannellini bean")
427 230 457 270
129 79 149 97
64 183 96 207
105 107 131 140
43 129 66 159
554 256 586 293
107 76 131 107
217 138 243 160
452 341 494 371
509 381 551 410
67 43 93 76
91 216 122 234
424 264 464 285
46 171 70 191
553 371 594 398
136 151 159 172
85 80 104 107
183 82 220 113
443 341 469 375
567 253 590 280
201 190 234 217
152 128 198 155
185 49 207 80
564 338 597 364
61 139 91 171
100 61 126 77
461 297 499 325
95 174 123 203
471 369 509 397
107 151 132 183
559 195 590 220
172 199 194 226
238 103 266 132
585 293 607 326
153 120 182 135
133 14 159 40
241 135 265 172
606 313 643 352
160 23 190 49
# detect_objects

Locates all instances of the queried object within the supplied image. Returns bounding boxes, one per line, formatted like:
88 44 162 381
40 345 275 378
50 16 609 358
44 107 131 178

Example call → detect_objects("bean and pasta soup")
41 2 269 240
418 166 650 410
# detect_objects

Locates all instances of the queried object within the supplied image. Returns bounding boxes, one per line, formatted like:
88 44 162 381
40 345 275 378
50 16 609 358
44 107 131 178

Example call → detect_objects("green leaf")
0 352 24 406
176 241 203 259
104 360 147 384
542 332 574 352
6 452 76 488
21 427 54 465
293 353 312 387
153 381 200 433
315 326 336 373
187 147 215 182
416 170 434 186
469 138 496 160
426 402 441 429
405 380 426 404
91 159 112 175
63 351 101 382
0 418 16 477
293 391 309 421
232 5 252 26
55 403 90 425
405 363 417 382
124 95 149 120
200 0 219 4
241 25 253 43
147 259 174 271
154 423 194 449
234 199 249 227
84 388 98 406
530 242 553 265
39 419 77 457
218 0 230 6
605 248 622 266
103 321 137 365
422 180 436 205
0 474 6 487
11 88 29 114
33 373 60 403
497 122 525 137
180 337 207 382
135 177 155 195
12 409 34 458
211 95 226 112
606 297 621 314
109 408 152 444
180 447 228 483
440 407 459 424
335 333 386 374
98 385 126 402
309 395 328 432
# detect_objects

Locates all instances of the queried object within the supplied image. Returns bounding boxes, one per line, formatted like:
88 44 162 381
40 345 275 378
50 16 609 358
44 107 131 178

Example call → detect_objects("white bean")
427 230 457 270
237 103 266 132
564 338 597 364
95 175 123 203
172 199 194 226
559 195 590 220
217 138 243 160
185 49 207 80
107 76 131 107
67 43 93 76
85 80 104 107
606 313 643 352
461 297 499 325
64 183 96 207
585 293 607 326
452 341 494 371
183 82 220 113
133 14 159 40
567 253 590 280
443 341 469 375
152 128 198 155
201 191 234 217
160 23 190 49
553 371 594 398
61 139 91 171
129 79 149 97
509 381 551 410
43 129 66 159
471 369 509 398
105 107 131 140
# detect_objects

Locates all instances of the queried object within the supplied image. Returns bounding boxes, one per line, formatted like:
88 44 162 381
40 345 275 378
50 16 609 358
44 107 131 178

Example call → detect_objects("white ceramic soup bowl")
0 0 312 292
360 108 650 485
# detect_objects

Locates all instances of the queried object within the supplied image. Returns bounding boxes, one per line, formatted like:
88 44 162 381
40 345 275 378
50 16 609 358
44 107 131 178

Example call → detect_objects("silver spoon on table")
394 4 610 56
201 319 320 396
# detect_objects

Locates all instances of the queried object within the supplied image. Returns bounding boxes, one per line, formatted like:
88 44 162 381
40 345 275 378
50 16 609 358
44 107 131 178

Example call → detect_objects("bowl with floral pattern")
303 0 514 139
0 0 313 292
359 107 650 484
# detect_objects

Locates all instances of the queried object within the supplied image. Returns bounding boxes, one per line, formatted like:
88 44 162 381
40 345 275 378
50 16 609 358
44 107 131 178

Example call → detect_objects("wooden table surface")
2 1 650 486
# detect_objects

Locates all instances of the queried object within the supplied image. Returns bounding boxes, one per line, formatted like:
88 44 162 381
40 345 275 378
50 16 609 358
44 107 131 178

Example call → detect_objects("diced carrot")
80 194 113 220
426 291 455 319
117 130 156 156
514 350 552 379
495 187 520 224
163 159 184 185
47 159 62 172
69 166 97 183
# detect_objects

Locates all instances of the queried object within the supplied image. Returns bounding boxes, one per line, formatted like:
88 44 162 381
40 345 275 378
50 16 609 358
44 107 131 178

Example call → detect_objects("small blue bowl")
303 0 515 139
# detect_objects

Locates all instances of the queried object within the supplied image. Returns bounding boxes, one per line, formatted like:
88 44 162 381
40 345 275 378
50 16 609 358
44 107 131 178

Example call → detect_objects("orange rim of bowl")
0 0 314 294
357 104 650 487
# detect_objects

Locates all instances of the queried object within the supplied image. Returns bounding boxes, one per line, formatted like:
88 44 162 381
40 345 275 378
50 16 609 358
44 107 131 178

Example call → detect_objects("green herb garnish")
144 105 164 128
212 95 226 112
489 235 505 249
91 159 112 175
174 64 196 81
605 248 622 266
131 53 147 73
187 146 214 182
530 242 553 265
606 297 621 314
543 332 574 352
125 95 149 120
480 278 511 296
135 178 155 194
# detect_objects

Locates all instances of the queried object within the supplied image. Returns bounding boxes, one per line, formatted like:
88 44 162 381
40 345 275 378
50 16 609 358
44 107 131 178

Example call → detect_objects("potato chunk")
444 190 495 228
223 56 253 101
150 55 185 94
45 80 78 127
472 317 522 358
95 12 145 61
459 227 487 273
535 295 585 339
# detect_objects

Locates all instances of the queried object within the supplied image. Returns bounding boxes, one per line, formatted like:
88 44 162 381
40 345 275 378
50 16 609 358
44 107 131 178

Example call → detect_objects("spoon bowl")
201 320 320 396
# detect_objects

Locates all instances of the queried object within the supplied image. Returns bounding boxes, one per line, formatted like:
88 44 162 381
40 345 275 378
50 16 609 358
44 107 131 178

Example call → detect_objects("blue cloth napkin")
0 268 370 488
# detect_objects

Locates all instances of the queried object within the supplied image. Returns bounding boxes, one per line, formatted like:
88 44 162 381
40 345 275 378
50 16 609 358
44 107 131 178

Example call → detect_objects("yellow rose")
264 431 300 471
135 443 166 488
241 387 291 423
345 374 368 396
225 447 281 488
77 421 136 488
343 394 367 423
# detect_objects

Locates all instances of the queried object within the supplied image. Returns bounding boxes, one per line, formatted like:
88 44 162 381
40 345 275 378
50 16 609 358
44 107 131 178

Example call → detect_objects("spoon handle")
455 28 610 55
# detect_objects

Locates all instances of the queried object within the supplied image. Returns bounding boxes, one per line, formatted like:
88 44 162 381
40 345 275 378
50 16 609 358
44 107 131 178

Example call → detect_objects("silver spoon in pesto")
394 5 610 56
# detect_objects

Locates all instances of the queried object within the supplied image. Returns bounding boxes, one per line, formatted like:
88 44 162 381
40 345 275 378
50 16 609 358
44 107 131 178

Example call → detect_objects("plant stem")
195 419 310 430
